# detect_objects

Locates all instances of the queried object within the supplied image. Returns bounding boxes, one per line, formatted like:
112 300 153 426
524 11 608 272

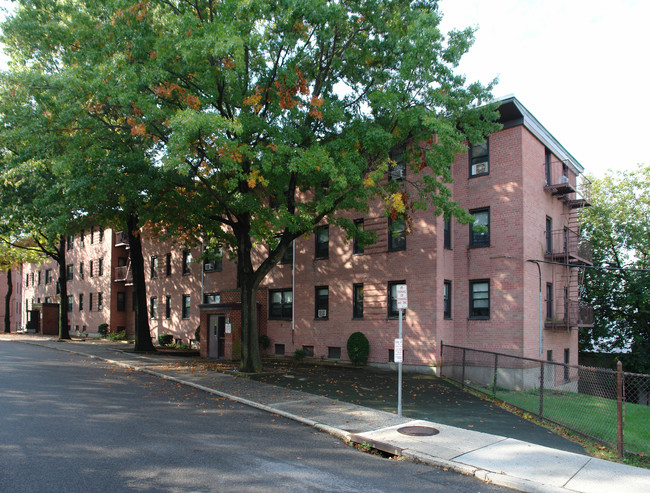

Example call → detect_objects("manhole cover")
397 426 439 437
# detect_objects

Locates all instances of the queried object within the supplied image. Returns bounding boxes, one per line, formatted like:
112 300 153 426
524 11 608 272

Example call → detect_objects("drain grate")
397 426 439 437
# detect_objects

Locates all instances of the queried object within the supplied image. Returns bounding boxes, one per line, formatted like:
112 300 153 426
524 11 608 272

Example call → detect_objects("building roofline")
495 95 585 174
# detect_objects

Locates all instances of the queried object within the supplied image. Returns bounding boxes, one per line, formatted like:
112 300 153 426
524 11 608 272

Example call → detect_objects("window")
89 293 93 311
469 208 490 248
165 296 171 319
31 272 34 286
547 350 553 362
97 292 103 311
545 283 554 321
469 138 489 177
353 219 364 255
98 258 104 277
79 262 84 280
25 275 29 288
564 348 570 382
353 283 364 319
388 145 406 181
203 246 223 272
90 226 94 244
98 228 104 242
274 344 285 356
444 280 452 319
45 269 52 285
545 216 553 253
182 250 192 275
182 294 190 319
269 289 292 320
204 292 220 304
150 297 157 319
66 265 73 281
388 217 406 251
545 148 552 186
387 280 405 318
444 217 452 249
150 256 158 279
328 347 341 359
165 253 172 276
315 286 329 319
67 235 74 251
78 294 83 312
315 225 329 260
470 280 490 319
80 230 85 246
38 271 42 285
89 260 94 278
67 295 73 312
117 292 126 312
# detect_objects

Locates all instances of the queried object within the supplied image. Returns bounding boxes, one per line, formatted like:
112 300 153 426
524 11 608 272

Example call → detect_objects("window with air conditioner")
469 139 489 177
315 286 329 320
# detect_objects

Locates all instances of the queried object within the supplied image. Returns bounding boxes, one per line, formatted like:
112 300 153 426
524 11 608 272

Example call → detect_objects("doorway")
208 315 226 358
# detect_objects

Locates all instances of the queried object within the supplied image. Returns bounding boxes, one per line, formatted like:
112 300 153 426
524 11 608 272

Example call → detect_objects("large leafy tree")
580 165 650 372
2 0 499 371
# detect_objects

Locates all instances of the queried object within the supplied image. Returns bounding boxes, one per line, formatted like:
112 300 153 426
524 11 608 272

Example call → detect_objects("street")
0 341 509 492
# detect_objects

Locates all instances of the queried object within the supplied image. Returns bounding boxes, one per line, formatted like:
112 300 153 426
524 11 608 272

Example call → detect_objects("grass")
485 386 650 456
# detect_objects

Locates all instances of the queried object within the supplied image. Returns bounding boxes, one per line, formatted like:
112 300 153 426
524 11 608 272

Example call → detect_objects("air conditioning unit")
472 161 488 175
317 309 327 318
389 167 405 179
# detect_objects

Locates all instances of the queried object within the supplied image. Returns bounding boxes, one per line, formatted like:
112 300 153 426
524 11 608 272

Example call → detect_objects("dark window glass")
165 296 171 319
470 280 490 319
444 217 452 249
470 208 490 248
89 293 93 311
67 236 74 251
166 253 172 276
204 292 220 304
546 216 553 253
545 148 552 185
315 226 329 260
203 246 223 272
90 226 94 244
353 284 364 319
469 139 489 177
387 280 406 318
546 283 553 321
182 295 191 319
315 286 329 319
89 260 94 278
67 295 73 312
45 269 52 284
78 294 83 312
353 219 364 255
66 264 73 280
182 250 192 275
151 256 158 278
388 217 406 251
444 280 452 319
97 292 103 311
117 292 126 312
269 289 292 320
328 347 341 359
98 228 104 242
150 297 157 319
388 145 406 180
78 263 84 280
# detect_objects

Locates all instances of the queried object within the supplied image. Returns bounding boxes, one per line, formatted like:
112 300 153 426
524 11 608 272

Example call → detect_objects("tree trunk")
127 213 155 352
57 236 70 340
4 269 12 333
239 275 261 373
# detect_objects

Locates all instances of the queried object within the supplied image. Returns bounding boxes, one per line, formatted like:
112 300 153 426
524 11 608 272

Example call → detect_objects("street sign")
394 338 403 363
396 284 408 309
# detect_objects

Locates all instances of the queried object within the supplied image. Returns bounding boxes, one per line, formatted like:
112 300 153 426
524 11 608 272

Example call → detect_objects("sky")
0 0 647 178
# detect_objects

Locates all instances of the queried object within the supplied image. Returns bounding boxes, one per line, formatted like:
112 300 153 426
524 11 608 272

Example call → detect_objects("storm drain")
397 425 439 437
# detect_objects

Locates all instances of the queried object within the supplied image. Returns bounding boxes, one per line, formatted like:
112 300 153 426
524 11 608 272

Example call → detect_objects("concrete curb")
12 339 570 493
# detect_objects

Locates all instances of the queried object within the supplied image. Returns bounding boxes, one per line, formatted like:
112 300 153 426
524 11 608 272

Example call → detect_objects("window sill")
469 172 489 179
469 244 490 249
314 318 329 321
469 316 490 320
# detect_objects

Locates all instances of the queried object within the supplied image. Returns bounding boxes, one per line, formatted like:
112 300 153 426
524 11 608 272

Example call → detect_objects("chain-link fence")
440 343 650 456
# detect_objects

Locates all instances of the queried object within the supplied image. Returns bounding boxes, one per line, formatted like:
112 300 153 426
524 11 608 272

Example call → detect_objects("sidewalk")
4 335 650 493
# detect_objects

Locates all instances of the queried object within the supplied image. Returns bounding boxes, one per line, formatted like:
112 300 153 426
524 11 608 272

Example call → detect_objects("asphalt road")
0 342 510 492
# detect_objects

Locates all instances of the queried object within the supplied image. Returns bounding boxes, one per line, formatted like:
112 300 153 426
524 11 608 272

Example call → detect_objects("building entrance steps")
3 335 650 493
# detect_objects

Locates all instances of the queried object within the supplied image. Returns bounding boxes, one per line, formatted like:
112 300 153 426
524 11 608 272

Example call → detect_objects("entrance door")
208 315 226 358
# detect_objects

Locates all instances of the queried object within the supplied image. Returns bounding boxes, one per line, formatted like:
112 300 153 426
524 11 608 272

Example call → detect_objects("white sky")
438 0 649 178
1 0 647 178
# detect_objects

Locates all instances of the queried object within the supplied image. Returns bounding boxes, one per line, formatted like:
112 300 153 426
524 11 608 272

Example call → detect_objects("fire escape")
543 159 594 330
114 231 133 286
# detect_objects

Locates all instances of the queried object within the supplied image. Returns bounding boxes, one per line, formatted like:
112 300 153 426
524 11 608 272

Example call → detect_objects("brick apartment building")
15 96 593 372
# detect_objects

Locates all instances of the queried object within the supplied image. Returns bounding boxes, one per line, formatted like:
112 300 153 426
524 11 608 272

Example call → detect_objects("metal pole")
617 361 624 458
291 239 295 345
539 361 545 418
398 308 403 417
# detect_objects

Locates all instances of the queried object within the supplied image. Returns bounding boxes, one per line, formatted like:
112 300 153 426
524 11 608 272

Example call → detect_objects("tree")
2 0 499 371
0 238 41 332
580 165 650 372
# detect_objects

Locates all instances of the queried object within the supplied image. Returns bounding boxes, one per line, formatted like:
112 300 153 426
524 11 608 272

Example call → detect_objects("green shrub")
108 330 126 341
259 334 271 350
347 332 370 365
158 333 173 346
98 323 109 337
293 348 307 361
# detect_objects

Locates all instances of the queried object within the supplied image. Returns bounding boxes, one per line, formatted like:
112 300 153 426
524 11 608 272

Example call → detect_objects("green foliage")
0 0 499 372
580 165 650 372
347 331 370 365
259 334 271 351
108 330 127 341
158 333 173 346
98 323 109 337
293 348 307 362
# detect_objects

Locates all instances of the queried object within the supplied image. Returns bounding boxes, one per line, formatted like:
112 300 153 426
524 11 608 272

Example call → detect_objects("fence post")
539 361 544 418
492 354 498 396
461 347 466 388
440 341 444 376
617 361 624 458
